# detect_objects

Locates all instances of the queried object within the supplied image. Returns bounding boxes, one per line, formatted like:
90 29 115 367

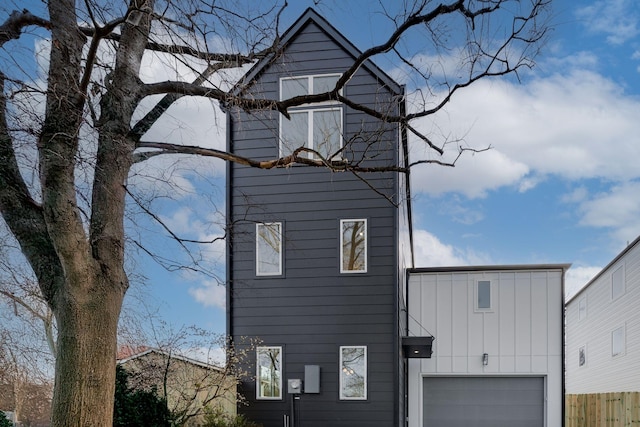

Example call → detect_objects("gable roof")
117 347 223 372
232 7 403 96
566 234 640 304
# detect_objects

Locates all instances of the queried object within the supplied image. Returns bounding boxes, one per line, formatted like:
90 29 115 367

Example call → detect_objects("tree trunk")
51 270 125 427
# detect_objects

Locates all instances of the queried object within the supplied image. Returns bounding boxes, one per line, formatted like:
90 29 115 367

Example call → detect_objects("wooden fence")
565 393 640 427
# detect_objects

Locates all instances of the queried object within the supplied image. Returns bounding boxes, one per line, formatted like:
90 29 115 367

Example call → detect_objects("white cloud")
576 181 640 244
565 265 601 300
411 147 529 198
409 68 640 199
140 96 227 150
189 280 226 310
575 0 640 45
413 229 491 267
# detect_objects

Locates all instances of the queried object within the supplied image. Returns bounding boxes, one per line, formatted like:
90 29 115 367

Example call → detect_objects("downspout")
224 107 233 341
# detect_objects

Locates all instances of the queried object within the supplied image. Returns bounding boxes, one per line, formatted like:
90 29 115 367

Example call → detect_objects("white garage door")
423 376 544 427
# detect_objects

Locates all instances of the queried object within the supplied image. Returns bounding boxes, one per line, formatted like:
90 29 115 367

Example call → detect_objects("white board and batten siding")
566 236 640 394
407 265 567 427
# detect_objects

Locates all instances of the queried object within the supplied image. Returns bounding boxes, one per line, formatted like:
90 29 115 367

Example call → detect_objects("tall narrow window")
340 219 367 273
612 326 625 357
340 346 367 400
611 265 625 300
256 223 282 276
578 297 587 320
280 74 343 160
476 280 491 310
257 346 282 399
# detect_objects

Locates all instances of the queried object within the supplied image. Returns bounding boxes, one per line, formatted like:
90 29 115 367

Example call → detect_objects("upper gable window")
611 264 625 300
281 74 341 101
280 74 343 160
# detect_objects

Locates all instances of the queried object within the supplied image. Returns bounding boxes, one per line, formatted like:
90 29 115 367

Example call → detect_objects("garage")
422 376 544 427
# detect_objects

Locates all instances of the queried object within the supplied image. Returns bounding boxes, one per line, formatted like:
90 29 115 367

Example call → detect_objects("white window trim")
279 74 344 160
340 218 367 274
279 107 343 160
474 280 493 312
612 325 626 358
611 264 625 301
339 345 367 400
256 346 283 400
279 73 343 104
256 222 283 276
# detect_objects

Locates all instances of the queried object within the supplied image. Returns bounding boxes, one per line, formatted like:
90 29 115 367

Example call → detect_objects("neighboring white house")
565 235 640 394
407 265 567 427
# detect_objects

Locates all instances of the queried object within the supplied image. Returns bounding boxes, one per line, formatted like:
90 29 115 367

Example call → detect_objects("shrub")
0 412 12 427
202 407 262 427
113 365 171 427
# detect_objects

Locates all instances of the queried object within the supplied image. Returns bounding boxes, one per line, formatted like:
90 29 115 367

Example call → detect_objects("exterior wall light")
483 353 489 366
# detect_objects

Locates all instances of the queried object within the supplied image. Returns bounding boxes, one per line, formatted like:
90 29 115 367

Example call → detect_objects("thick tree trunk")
50 271 125 427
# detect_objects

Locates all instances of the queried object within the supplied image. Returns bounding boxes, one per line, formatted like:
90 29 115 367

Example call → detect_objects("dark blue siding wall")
228 20 402 427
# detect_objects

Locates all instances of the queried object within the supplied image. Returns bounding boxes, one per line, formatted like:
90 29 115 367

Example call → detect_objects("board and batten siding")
566 237 640 394
227 13 406 427
406 266 565 427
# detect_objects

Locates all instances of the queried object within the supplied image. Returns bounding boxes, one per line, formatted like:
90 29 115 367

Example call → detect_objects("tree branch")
0 9 50 47
0 73 64 305
135 140 409 173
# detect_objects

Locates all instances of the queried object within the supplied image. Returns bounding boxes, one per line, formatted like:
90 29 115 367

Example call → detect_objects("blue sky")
3 0 640 342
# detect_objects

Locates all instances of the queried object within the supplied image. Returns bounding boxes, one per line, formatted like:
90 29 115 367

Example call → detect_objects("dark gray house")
225 8 418 427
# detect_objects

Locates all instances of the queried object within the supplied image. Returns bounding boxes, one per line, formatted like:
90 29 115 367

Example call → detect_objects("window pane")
281 112 308 157
579 298 587 320
612 265 624 299
313 109 341 159
478 280 491 309
341 219 366 273
313 74 340 94
257 347 282 399
257 223 282 275
612 327 624 357
281 77 308 100
340 346 366 399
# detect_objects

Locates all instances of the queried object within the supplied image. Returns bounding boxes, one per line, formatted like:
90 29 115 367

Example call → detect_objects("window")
578 297 587 320
256 223 282 276
340 346 367 400
611 265 625 300
340 219 367 273
476 280 491 310
280 74 343 160
257 346 282 399
579 346 586 367
612 326 625 357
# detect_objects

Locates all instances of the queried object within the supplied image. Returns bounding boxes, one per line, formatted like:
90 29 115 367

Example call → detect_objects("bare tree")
0 232 54 426
0 0 549 425
0 327 54 427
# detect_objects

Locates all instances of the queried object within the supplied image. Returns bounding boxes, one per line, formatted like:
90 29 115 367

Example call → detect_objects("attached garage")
407 266 566 427
422 376 544 427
